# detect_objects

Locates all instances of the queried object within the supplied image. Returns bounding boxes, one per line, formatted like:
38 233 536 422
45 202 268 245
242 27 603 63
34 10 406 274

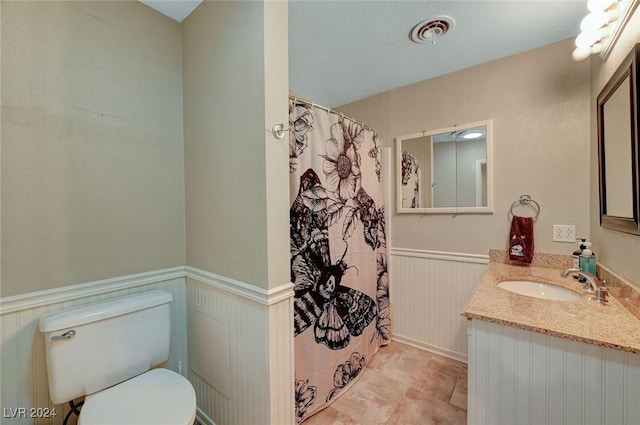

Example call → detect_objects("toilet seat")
78 368 196 425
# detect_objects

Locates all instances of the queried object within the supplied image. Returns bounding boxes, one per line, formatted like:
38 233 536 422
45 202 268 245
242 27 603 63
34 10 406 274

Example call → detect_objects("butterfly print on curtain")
290 169 377 350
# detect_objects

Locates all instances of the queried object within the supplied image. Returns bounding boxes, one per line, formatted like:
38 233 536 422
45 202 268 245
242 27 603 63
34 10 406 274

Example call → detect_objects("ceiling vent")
410 16 455 44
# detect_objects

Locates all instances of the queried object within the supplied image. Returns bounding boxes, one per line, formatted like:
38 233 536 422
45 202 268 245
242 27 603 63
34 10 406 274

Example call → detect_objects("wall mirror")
597 43 640 235
396 119 493 214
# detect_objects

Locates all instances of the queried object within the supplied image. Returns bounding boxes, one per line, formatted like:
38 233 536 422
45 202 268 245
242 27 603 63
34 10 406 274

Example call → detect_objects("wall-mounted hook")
272 123 289 140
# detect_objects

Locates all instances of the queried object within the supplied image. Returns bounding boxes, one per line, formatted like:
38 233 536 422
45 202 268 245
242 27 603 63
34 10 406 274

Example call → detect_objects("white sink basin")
498 280 582 301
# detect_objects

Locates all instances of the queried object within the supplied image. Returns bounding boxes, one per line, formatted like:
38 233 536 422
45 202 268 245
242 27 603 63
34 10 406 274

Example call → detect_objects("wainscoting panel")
267 295 295 425
0 270 188 425
186 269 294 425
468 319 640 425
389 248 489 361
189 305 231 397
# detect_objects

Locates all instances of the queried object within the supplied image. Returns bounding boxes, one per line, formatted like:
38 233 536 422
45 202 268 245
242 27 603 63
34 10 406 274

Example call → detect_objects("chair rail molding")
0 266 186 315
184 266 294 306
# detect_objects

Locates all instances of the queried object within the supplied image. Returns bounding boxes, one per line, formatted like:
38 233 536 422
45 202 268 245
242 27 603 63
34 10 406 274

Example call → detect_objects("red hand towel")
509 216 534 263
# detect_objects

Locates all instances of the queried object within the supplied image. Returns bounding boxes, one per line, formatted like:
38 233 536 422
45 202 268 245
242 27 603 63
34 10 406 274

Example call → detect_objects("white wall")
390 249 488 361
185 271 294 425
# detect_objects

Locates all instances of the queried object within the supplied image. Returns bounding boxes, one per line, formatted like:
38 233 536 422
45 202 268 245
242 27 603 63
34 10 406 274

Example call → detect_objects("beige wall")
589 7 640 287
339 38 591 256
1 0 290 297
182 1 289 289
0 1 186 297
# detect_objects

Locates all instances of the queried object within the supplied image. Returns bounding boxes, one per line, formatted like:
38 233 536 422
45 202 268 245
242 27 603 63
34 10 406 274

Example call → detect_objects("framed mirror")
396 119 493 214
597 43 640 235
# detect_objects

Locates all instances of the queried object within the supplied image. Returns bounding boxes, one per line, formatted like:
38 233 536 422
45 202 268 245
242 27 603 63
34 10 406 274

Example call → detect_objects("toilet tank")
38 290 173 404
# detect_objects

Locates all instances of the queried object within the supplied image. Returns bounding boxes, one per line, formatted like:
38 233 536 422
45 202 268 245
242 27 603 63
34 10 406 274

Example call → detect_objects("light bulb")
580 11 609 32
575 30 600 48
580 8 620 33
571 46 592 61
571 43 604 62
575 27 610 48
587 0 617 12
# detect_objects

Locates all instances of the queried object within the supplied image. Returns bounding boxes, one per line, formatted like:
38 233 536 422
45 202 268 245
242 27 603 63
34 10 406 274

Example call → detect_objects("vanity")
462 254 640 425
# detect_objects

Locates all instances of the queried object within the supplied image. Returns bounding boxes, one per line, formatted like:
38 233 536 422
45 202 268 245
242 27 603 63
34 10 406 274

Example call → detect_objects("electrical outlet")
553 224 576 242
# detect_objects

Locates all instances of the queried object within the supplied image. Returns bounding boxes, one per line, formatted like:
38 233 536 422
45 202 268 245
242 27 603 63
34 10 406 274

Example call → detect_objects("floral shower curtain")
289 98 390 422
401 151 421 208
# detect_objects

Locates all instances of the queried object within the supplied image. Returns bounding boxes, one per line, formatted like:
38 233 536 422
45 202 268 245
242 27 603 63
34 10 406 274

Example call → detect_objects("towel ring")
509 194 540 222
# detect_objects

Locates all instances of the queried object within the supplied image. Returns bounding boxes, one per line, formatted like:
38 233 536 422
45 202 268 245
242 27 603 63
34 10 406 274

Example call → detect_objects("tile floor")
302 341 467 425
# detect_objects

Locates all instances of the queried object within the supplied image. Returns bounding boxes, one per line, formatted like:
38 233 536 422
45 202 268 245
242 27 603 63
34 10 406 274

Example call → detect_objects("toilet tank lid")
38 290 173 332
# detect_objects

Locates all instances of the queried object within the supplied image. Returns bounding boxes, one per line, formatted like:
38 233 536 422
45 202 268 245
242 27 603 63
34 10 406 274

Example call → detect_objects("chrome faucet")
561 268 608 303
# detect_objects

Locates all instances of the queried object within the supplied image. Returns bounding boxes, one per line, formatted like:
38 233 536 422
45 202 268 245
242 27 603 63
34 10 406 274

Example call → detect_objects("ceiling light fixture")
572 0 620 61
459 129 485 140
461 132 483 139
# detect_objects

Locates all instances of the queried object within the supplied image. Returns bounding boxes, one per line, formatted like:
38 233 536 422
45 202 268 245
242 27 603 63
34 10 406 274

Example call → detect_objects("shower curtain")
289 98 390 422
401 151 421 208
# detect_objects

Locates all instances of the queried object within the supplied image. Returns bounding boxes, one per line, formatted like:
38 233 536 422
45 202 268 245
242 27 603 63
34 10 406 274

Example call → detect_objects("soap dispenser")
579 242 597 276
572 239 587 269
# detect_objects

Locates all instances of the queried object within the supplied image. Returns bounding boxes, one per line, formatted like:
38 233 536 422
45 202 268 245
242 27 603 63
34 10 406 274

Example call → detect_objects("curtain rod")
289 96 375 133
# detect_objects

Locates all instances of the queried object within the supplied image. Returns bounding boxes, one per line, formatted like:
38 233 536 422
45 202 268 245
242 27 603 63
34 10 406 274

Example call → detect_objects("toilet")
38 290 196 425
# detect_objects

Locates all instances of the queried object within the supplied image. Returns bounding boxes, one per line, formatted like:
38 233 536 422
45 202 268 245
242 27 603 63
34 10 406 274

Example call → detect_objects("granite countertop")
461 261 640 354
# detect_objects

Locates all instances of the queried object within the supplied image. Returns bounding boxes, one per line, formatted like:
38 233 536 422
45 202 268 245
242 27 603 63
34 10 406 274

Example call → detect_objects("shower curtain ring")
272 123 289 140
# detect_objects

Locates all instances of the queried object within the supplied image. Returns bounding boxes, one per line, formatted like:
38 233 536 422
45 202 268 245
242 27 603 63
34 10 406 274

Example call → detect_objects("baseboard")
392 334 468 364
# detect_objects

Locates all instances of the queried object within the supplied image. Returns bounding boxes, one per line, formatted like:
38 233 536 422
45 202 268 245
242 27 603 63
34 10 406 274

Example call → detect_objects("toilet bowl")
39 290 196 425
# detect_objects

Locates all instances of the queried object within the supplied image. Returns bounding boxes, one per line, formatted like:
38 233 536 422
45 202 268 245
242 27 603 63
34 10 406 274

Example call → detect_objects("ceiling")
141 0 588 108
139 0 202 23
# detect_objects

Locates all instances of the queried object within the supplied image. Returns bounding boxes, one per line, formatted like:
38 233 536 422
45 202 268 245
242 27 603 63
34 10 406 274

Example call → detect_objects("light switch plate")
553 224 576 242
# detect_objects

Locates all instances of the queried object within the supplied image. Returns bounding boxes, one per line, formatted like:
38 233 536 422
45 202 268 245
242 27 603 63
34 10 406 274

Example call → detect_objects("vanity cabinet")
467 319 640 425
463 260 640 425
